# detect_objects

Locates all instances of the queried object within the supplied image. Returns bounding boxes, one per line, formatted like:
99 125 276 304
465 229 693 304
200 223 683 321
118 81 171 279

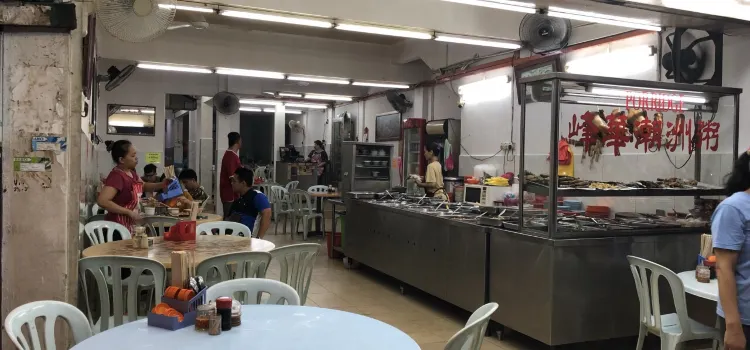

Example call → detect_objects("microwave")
462 184 511 206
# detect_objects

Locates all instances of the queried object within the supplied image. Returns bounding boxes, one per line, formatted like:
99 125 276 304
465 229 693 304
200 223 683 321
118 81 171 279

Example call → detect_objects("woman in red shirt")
97 140 166 233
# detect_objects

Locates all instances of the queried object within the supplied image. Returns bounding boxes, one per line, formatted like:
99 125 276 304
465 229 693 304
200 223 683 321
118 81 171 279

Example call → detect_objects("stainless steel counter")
344 199 487 313
343 199 701 346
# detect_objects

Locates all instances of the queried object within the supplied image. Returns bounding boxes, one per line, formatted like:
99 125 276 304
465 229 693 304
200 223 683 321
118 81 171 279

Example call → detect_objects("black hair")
228 132 241 147
144 164 157 174
108 140 132 164
234 167 255 187
178 168 198 182
724 152 750 196
425 142 443 155
314 140 325 150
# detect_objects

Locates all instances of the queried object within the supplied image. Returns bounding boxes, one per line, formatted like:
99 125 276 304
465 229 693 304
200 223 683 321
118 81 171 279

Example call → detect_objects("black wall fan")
386 91 413 114
661 29 723 85
97 65 135 91
519 13 572 54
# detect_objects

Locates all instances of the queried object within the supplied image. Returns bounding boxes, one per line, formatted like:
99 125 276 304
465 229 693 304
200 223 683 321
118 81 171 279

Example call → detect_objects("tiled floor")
262 224 527 350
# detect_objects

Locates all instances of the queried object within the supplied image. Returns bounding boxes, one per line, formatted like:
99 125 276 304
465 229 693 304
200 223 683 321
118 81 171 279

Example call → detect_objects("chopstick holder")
171 251 189 288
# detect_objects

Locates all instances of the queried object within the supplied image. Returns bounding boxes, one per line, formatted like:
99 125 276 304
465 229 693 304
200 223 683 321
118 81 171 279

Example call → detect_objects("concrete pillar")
1 3 82 349
194 97 214 199
273 105 286 182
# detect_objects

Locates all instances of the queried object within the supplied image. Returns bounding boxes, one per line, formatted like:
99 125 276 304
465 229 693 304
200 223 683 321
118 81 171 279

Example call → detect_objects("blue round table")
72 305 420 350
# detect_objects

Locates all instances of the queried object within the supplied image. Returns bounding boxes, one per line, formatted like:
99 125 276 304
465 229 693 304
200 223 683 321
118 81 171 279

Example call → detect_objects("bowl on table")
144 206 156 216
168 208 180 216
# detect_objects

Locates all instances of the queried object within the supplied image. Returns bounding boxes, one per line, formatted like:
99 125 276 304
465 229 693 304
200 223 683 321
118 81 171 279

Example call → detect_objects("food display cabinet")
490 72 742 346
340 141 394 193
516 72 740 239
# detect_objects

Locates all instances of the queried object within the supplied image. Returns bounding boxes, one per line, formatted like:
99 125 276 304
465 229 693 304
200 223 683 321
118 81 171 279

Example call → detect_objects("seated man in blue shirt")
227 167 272 238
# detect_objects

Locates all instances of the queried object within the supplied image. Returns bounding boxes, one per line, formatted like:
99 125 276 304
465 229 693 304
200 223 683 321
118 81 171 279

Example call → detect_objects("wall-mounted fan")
288 120 306 144
97 65 135 91
96 0 176 42
386 91 413 114
519 14 572 54
213 91 240 115
661 29 722 85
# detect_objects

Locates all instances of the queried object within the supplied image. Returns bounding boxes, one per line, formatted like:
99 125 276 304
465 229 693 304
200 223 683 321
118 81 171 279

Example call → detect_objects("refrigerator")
341 142 394 193
401 118 426 194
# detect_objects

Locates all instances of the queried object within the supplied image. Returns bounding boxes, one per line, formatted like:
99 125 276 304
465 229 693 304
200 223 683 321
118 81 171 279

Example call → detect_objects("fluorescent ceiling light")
305 94 353 102
158 4 214 13
220 10 333 28
285 109 303 114
352 81 410 89
565 45 656 78
239 99 281 106
547 6 661 31
441 0 536 13
435 34 521 49
240 107 263 112
287 75 351 85
263 91 276 96
278 92 303 98
109 121 145 127
216 68 285 79
262 108 278 113
119 108 155 114
285 102 328 109
458 75 511 104
589 87 707 104
137 63 212 74
335 23 432 39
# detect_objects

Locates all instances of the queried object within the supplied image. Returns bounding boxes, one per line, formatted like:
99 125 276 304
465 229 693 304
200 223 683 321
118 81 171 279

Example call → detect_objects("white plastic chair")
197 252 272 303
79 256 166 333
285 180 300 191
289 190 324 240
206 278 300 306
270 186 295 235
197 221 251 237
270 243 319 305
91 203 105 216
141 216 179 237
255 166 268 182
444 302 498 350
307 185 328 193
627 256 720 350
83 221 131 246
5 300 93 350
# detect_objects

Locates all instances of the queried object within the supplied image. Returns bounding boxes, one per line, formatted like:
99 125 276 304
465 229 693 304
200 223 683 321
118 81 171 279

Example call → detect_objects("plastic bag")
158 178 184 202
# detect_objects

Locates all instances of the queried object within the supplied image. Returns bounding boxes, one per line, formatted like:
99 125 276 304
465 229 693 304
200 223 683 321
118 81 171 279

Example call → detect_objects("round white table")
72 305 420 350
677 271 718 301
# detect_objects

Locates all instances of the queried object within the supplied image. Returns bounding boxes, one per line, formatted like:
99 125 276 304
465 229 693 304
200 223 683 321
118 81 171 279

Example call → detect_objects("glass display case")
517 73 742 239
402 118 426 194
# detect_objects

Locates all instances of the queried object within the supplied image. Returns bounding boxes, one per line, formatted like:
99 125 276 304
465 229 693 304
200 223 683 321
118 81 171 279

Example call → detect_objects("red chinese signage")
567 110 720 156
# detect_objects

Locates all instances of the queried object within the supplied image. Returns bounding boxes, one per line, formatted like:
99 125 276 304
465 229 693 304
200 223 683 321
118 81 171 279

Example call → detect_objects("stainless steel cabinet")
344 200 487 313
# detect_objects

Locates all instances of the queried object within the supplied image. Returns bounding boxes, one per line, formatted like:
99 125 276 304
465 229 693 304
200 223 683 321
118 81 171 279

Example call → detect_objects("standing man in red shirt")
220 132 242 218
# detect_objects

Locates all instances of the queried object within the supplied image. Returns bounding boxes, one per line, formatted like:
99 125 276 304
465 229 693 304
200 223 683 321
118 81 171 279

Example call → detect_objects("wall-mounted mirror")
106 104 156 136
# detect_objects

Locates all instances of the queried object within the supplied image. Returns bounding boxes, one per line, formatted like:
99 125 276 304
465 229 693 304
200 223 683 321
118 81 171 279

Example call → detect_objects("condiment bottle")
215 297 233 331
195 304 215 331
231 299 242 327
208 314 222 336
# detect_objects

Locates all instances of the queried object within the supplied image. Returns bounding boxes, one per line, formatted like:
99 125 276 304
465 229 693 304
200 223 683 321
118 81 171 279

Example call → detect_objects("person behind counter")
226 167 272 238
97 140 167 232
220 132 242 217
178 168 208 202
713 150 750 350
307 140 329 185
415 142 448 200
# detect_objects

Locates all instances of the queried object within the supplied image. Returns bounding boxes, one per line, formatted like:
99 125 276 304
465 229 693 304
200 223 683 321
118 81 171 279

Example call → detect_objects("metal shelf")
525 183 725 197
356 155 390 158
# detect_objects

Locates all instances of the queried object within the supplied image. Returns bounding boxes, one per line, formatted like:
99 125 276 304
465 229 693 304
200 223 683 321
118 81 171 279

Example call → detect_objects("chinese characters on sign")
565 89 720 156
568 111 720 156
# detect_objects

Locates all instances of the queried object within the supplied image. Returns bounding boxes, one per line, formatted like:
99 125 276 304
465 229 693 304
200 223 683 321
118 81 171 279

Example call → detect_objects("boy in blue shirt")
227 167 272 238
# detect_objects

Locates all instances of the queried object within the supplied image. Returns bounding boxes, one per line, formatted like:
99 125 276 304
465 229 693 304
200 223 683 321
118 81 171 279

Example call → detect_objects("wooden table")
81 236 275 268
195 213 222 225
